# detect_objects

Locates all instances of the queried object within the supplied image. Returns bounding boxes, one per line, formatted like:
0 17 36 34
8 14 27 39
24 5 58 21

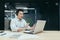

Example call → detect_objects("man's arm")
17 28 26 32
10 19 19 32
10 19 27 32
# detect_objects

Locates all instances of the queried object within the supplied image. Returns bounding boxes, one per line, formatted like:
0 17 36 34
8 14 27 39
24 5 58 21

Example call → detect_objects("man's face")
17 11 24 19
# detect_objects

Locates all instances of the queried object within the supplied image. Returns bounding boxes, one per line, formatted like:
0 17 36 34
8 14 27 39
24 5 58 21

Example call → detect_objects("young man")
10 9 31 32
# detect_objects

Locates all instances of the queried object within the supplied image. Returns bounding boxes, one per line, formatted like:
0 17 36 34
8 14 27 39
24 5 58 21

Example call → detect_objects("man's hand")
17 28 24 32
25 23 30 28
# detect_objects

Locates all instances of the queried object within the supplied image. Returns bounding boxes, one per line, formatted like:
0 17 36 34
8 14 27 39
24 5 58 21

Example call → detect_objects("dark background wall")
0 0 59 30
0 0 4 30
59 1 60 30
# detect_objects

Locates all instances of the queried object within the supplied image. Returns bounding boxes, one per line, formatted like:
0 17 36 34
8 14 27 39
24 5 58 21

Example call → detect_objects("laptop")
24 20 46 34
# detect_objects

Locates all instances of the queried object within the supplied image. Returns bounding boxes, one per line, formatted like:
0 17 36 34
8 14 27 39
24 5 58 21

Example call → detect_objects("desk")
0 31 60 40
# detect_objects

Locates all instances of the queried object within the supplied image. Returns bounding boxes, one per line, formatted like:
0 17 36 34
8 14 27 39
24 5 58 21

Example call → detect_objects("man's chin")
19 18 22 19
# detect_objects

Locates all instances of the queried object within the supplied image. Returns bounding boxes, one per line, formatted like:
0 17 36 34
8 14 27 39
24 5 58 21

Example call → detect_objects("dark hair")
16 9 23 16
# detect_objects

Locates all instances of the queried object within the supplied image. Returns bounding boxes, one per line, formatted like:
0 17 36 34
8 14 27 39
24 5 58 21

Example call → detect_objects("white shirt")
10 17 27 31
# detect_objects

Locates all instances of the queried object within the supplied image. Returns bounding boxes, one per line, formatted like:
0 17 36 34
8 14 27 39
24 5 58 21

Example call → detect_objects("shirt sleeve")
10 19 19 31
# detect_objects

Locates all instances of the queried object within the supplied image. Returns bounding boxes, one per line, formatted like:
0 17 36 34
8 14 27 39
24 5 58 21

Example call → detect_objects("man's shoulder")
22 19 26 21
11 18 17 21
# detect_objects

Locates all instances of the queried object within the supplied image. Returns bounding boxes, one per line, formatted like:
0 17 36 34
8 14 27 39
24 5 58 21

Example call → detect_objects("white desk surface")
0 31 60 40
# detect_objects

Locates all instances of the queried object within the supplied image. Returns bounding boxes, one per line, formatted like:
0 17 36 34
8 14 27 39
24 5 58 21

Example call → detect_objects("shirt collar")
15 17 23 21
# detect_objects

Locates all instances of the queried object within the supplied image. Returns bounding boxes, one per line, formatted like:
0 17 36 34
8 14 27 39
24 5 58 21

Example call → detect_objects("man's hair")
16 9 23 16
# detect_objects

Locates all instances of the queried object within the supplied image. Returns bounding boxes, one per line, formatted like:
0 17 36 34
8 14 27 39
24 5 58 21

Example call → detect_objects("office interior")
0 0 59 30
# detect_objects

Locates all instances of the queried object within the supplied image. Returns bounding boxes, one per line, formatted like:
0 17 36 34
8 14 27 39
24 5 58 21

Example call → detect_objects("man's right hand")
17 28 23 32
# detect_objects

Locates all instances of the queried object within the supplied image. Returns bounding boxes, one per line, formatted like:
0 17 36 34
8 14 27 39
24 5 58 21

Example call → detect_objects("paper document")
0 31 43 40
1 31 22 39
0 33 6 36
18 34 40 40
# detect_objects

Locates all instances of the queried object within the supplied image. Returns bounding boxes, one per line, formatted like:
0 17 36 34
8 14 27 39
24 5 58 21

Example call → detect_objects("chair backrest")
4 19 11 30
